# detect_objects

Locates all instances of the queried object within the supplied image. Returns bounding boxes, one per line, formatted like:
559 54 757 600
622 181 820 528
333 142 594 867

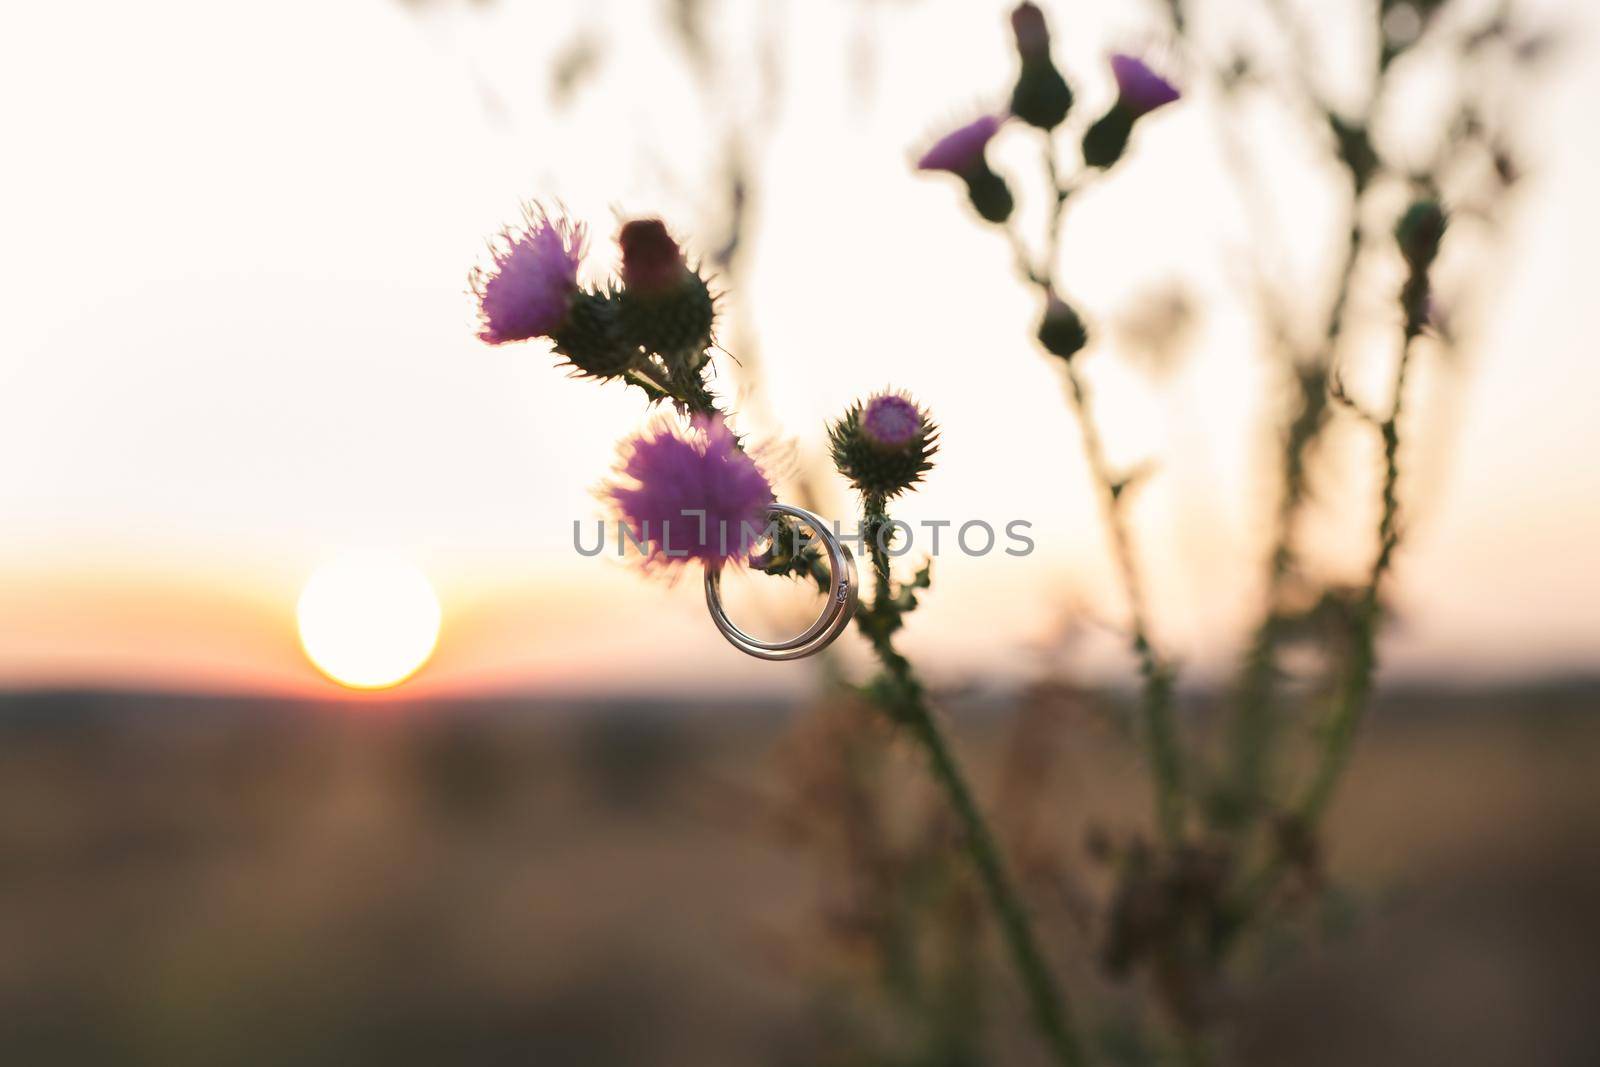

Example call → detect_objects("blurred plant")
913 0 1546 1059
465 0 1545 1059
1162 0 1546 963
474 207 1087 1065
768 694 987 1065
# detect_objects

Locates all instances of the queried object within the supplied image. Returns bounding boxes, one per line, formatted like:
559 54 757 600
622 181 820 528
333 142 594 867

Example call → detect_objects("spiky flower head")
617 218 716 361
606 416 774 570
916 115 1014 223
1009 3 1073 130
1109 54 1181 118
861 393 922 449
1082 55 1180 169
1037 294 1089 360
472 205 585 345
830 391 939 499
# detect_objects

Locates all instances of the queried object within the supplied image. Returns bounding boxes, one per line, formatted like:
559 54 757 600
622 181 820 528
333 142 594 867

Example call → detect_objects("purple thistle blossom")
917 114 1005 174
1109 54 1181 118
861 393 923 450
607 416 775 570
472 206 585 345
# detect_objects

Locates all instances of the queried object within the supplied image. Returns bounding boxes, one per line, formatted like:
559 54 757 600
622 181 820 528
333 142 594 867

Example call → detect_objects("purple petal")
862 393 922 450
473 206 584 345
607 417 775 570
916 114 1004 174
1110 54 1181 118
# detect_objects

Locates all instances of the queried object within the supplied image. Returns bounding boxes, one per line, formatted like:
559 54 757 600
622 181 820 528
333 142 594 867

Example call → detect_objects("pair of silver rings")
704 503 858 660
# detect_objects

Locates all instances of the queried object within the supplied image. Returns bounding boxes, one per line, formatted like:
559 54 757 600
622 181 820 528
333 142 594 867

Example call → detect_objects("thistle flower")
1082 55 1181 169
916 115 1014 224
1009 3 1073 130
918 114 1002 174
617 218 716 363
1109 54 1181 118
472 206 585 345
606 416 774 570
830 391 939 499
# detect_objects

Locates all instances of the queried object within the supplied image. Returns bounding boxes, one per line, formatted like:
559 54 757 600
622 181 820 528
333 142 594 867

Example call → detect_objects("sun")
296 555 441 690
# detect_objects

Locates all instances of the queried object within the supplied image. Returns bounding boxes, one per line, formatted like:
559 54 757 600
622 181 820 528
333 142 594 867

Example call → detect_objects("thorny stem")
671 359 721 418
857 494 1088 1067
1222 259 1430 944
632 355 720 419
626 361 675 400
1062 362 1184 845
1225 215 1361 817
1193 0 1383 822
1012 133 1182 845
1298 274 1423 822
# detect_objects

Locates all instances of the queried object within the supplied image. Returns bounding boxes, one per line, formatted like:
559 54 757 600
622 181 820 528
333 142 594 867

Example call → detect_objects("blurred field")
1 683 1596 1066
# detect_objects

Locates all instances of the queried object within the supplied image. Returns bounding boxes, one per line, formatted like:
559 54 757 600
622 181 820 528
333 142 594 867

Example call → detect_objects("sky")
0 0 1595 698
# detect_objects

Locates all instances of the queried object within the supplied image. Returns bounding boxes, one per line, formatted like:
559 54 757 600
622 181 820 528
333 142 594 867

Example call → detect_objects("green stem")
1298 306 1418 821
857 502 1088 1067
1224 223 1359 820
671 358 720 418
902 697 1087 1067
1013 129 1181 846
1220 268 1427 946
1186 0 1377 827
1063 362 1183 844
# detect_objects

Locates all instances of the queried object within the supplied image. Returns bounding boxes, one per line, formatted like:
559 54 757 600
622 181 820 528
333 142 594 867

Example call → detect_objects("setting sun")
296 556 441 690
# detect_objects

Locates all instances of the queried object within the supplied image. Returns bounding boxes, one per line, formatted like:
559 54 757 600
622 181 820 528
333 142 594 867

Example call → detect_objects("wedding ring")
704 503 858 661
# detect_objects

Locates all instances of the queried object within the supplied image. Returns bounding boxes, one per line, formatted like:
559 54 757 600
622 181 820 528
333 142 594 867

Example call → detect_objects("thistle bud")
1329 115 1379 191
617 218 716 359
1395 198 1447 271
1081 107 1134 169
829 391 939 500
1008 3 1073 130
1082 55 1180 169
1010 3 1050 59
1037 294 1089 360
917 115 1014 224
964 164 1016 224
